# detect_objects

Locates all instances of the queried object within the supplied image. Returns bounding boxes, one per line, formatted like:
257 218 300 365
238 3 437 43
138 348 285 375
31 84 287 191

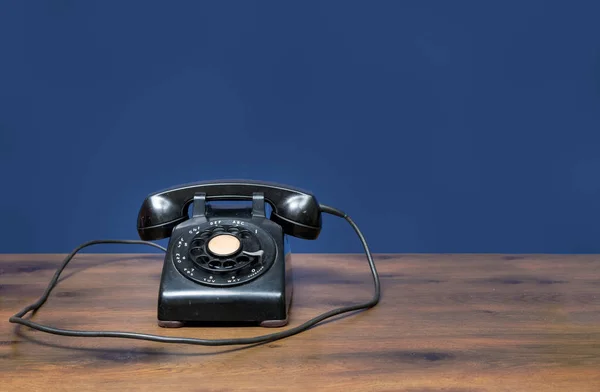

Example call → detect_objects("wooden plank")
1 254 600 391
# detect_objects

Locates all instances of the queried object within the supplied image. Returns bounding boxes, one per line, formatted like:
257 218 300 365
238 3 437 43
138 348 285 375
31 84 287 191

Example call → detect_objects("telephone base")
155 199 293 329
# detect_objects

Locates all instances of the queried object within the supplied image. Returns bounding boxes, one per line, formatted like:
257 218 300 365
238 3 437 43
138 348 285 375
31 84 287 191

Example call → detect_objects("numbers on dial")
172 222 269 286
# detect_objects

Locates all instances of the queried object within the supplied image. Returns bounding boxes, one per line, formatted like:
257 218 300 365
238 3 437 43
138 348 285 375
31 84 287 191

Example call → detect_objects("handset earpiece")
268 193 322 239
137 180 322 241
137 194 190 241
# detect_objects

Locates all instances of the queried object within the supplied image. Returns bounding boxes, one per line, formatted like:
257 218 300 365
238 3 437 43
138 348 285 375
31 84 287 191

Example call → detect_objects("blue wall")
1 1 599 254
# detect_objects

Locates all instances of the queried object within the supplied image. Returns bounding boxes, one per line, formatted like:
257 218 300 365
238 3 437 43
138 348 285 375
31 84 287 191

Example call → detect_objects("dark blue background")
1 1 599 254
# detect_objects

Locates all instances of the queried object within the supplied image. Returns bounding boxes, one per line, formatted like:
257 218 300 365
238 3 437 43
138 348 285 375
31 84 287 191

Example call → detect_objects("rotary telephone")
10 180 380 346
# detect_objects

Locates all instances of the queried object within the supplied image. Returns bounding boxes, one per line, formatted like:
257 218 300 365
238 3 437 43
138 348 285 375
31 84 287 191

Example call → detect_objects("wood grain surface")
1 253 600 391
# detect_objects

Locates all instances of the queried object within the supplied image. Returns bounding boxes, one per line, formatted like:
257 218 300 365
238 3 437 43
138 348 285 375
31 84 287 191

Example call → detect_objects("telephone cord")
8 205 380 346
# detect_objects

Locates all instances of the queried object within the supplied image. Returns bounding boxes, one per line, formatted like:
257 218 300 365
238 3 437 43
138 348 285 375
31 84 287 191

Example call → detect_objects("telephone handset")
9 179 380 346
137 179 323 241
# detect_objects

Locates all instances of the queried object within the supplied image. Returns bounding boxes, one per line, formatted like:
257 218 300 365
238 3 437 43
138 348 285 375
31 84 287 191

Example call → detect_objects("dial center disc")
207 234 241 257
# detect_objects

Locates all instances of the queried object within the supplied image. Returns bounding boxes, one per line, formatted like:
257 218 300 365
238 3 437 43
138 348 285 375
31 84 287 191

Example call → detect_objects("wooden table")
1 254 599 391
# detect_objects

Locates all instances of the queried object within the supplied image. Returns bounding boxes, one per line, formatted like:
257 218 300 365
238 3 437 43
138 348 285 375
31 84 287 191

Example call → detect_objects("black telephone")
10 180 380 346
138 179 325 328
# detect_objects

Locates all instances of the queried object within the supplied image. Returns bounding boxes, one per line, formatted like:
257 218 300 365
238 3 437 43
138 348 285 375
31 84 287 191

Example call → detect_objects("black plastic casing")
156 206 293 327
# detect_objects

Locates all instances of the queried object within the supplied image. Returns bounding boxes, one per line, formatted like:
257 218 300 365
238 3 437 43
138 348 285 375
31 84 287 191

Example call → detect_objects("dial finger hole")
190 239 205 248
199 231 211 238
223 260 236 269
208 260 221 269
197 255 210 264
212 227 225 233
236 255 250 264
189 247 204 257
227 227 240 234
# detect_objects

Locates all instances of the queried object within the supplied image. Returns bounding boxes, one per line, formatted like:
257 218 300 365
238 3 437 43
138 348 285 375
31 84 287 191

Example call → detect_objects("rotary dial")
171 220 275 286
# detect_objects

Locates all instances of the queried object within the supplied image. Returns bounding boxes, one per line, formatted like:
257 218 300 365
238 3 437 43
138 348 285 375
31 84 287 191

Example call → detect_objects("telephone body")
137 180 323 328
